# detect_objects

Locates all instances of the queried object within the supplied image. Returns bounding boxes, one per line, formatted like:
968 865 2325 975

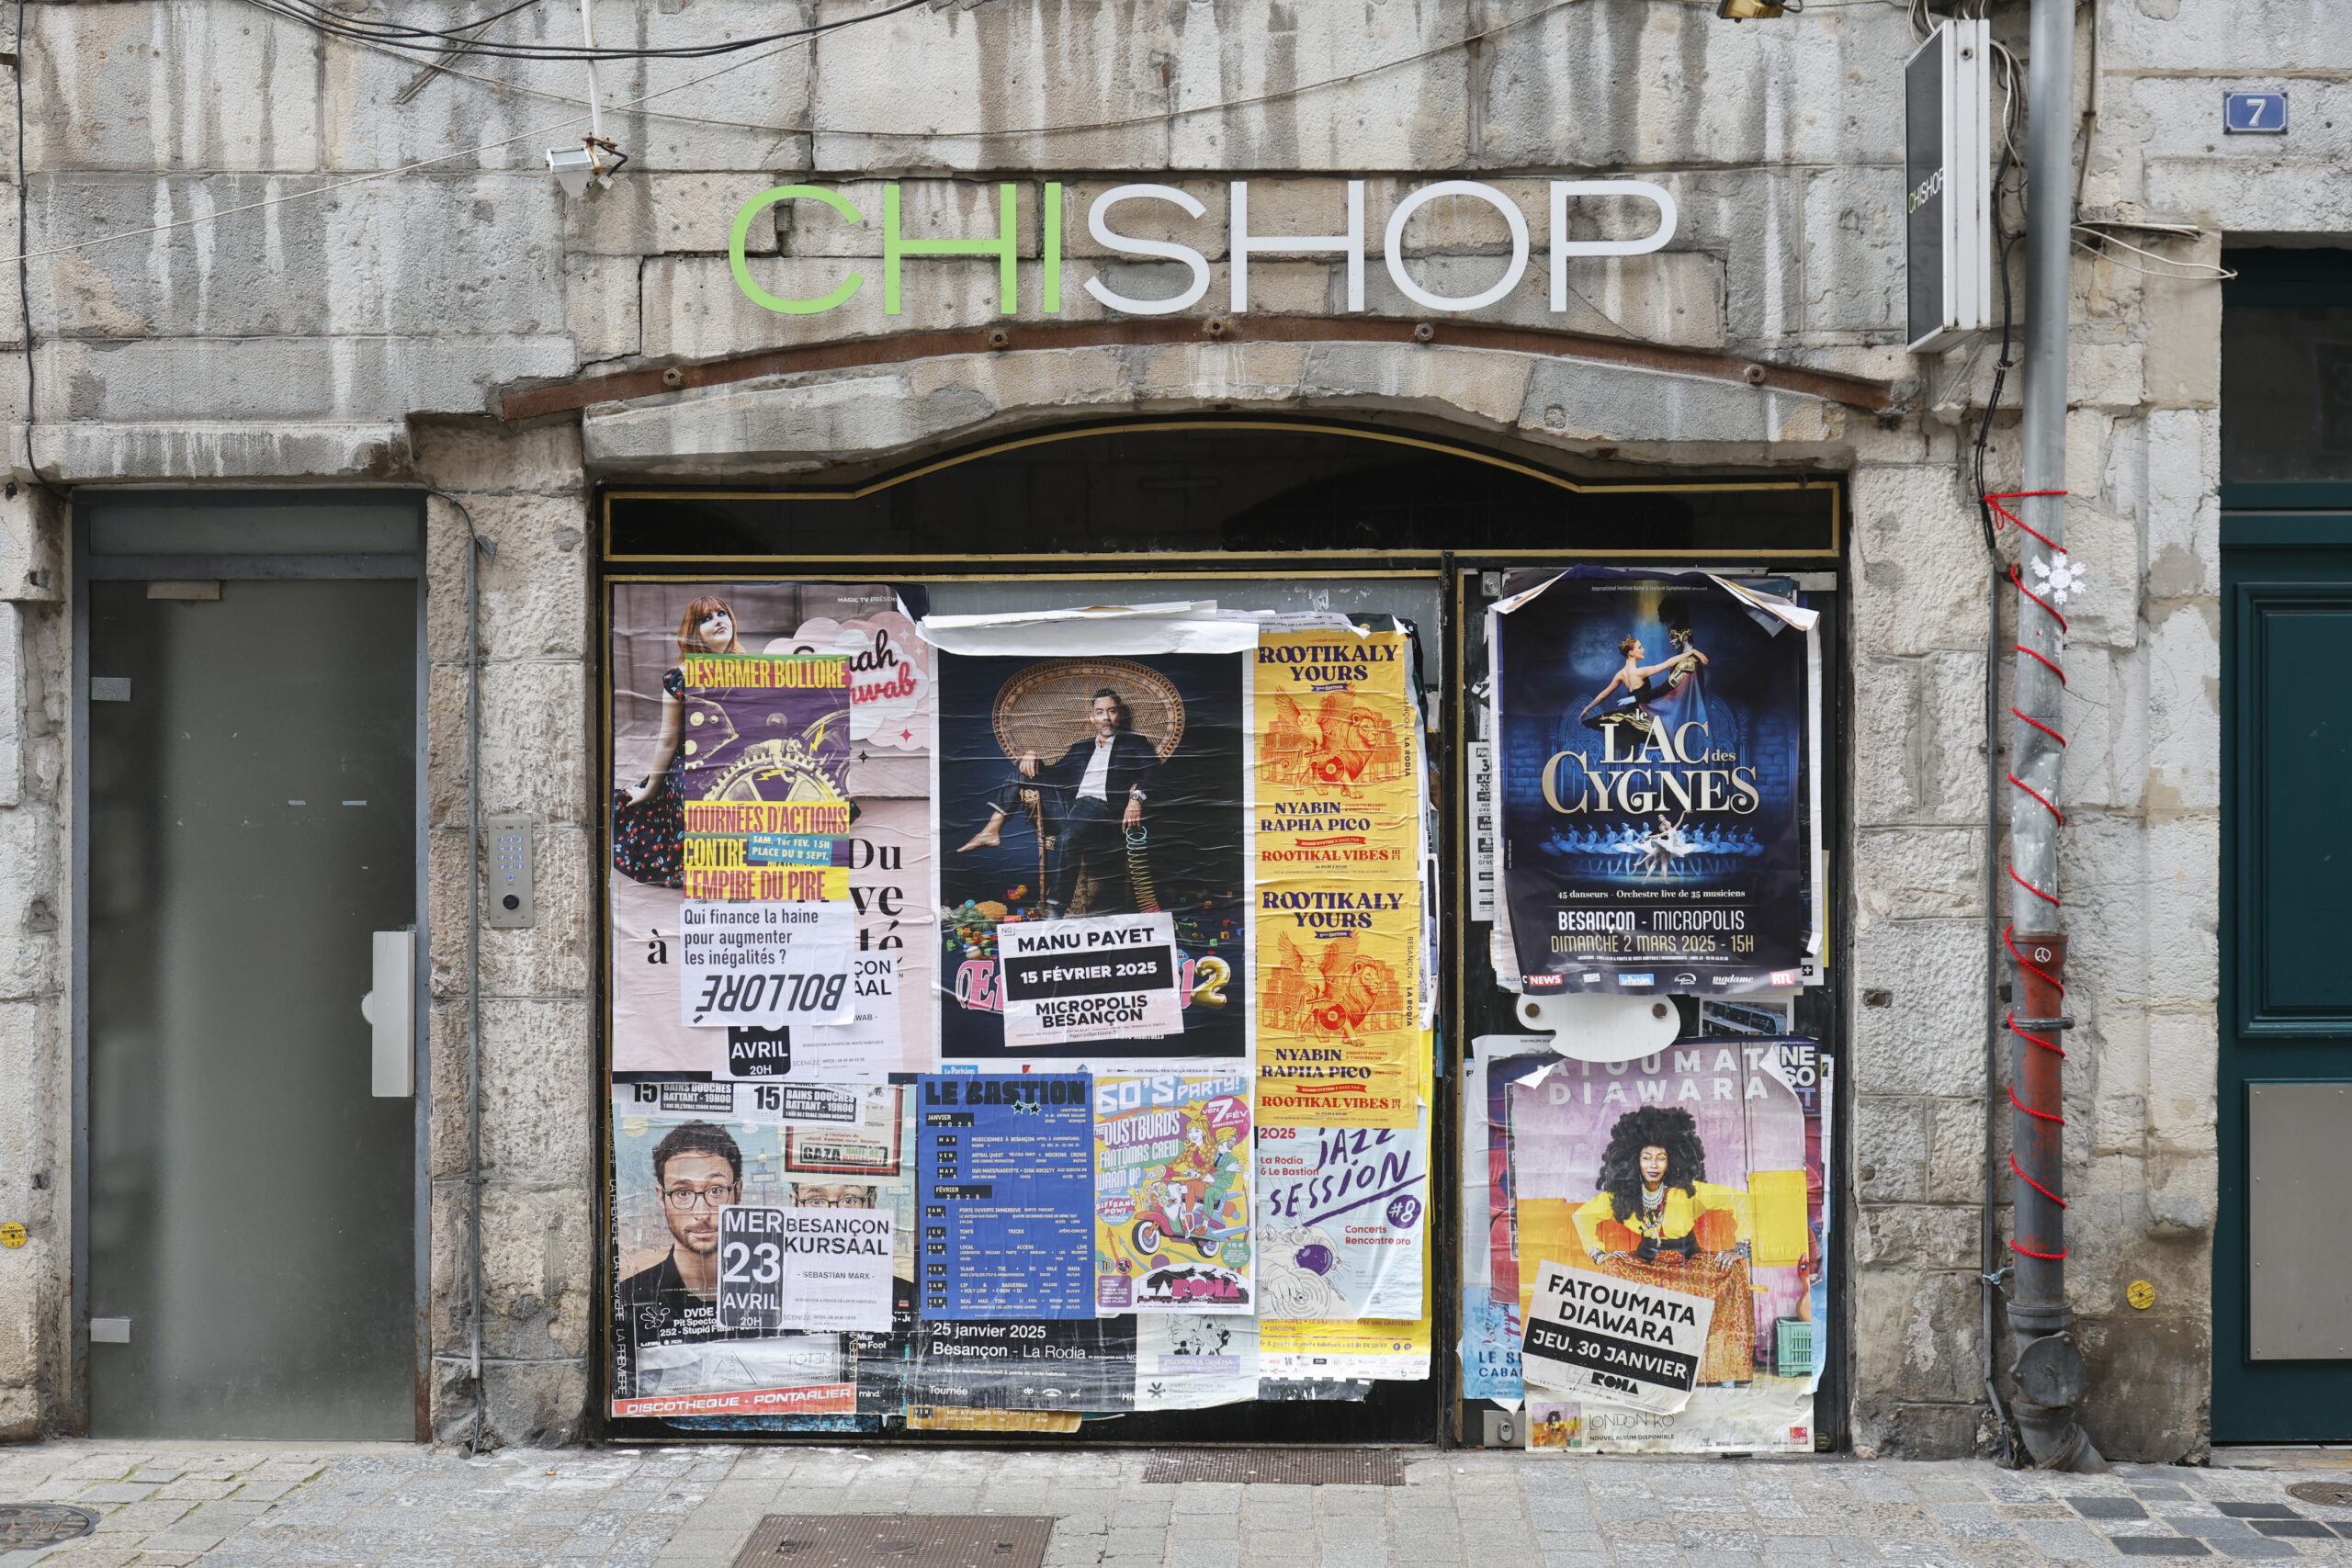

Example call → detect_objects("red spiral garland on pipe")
1988 491 2072 1263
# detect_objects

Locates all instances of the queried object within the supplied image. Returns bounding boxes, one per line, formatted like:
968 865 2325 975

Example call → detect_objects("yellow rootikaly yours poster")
1251 629 1424 1130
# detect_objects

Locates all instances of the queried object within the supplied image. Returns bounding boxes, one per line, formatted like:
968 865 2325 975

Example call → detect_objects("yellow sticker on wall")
0 1222 27 1248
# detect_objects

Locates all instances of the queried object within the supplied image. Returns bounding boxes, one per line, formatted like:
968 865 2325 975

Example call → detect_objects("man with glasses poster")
610 1089 912 1419
618 1122 745 1344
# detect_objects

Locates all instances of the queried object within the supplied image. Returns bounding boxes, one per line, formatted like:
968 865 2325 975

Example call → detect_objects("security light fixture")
546 143 595 197
1717 0 1788 16
545 136 628 198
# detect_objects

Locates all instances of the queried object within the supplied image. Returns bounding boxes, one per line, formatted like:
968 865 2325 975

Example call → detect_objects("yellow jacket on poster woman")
1571 1181 1752 1255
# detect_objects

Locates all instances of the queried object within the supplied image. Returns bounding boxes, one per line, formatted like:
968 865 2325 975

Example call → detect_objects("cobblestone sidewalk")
6 1442 2352 1568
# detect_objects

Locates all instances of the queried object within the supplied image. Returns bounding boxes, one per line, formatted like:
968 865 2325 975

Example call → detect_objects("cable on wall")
12 0 33 484
238 0 930 64
1 0 1929 270
0 0 1586 267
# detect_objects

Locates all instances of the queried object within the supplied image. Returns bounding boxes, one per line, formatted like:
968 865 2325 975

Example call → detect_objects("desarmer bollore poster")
1494 569 1819 996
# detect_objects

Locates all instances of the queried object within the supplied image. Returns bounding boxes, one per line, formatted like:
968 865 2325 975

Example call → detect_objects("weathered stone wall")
414 421 597 1446
0 484 67 1440
0 0 2332 1456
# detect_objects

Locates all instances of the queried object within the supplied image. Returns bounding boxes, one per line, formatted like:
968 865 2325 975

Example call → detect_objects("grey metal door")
85 576 418 1438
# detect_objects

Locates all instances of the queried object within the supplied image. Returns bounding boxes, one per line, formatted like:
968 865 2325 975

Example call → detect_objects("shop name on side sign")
727 179 1679 318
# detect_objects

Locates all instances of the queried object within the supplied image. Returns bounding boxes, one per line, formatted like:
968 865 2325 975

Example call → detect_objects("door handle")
358 930 415 1098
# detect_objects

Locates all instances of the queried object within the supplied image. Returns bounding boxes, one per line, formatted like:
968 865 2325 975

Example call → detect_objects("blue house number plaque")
2225 92 2289 134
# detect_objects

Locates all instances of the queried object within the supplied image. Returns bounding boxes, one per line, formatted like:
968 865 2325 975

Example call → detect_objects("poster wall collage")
604 570 1830 1451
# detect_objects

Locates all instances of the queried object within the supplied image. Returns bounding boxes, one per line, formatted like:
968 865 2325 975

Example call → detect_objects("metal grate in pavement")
732 1515 1056 1568
2289 1483 2352 1509
1139 1449 1404 1486
0 1505 100 1550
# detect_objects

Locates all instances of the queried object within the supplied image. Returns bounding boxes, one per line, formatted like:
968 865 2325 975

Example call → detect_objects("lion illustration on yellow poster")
1261 930 1408 1043
1257 692 1408 791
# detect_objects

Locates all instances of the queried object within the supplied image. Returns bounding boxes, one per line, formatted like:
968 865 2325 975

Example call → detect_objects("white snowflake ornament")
2030 554 2087 605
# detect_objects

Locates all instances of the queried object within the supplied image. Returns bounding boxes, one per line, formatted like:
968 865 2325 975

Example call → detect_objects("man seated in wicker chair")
957 688 1159 918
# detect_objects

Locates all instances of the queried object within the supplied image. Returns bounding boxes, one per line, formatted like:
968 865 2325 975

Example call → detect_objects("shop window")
598 422 1844 1449
603 421 1838 563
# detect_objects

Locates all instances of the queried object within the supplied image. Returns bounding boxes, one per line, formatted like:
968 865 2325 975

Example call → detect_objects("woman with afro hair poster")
1499 1038 1826 1447
1566 1105 1757 1384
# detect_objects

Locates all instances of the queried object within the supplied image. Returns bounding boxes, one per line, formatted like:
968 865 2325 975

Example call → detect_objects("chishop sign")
727 178 1678 318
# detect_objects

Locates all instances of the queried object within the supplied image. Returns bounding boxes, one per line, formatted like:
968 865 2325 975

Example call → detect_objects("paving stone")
2075 1500 2153 1521
1681 1529 1764 1551
234 1480 304 1500
2109 1540 2211 1558
2014 1520 2107 1558
12 1442 2352 1568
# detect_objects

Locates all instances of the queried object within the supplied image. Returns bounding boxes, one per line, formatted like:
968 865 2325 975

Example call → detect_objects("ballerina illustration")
1638 811 1696 878
1579 636 1664 735
1642 609 1712 747
1579 621 1712 743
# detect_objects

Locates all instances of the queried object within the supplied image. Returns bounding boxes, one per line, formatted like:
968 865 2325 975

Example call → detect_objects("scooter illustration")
1129 1179 1247 1260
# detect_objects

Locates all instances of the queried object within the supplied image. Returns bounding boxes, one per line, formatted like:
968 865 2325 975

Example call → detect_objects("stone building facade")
0 0 2324 1459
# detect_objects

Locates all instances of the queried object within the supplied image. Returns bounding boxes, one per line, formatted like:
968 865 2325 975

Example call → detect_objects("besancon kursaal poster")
1491 568 1822 997
606 592 1438 1429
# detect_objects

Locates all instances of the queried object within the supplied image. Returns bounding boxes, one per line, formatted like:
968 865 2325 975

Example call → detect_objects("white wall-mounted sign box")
1906 19 1992 355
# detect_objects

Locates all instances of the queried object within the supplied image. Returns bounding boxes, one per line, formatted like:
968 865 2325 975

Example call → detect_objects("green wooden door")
2213 250 2352 1439
2215 516 2352 1439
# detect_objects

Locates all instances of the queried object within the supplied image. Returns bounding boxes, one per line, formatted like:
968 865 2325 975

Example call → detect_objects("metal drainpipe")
2004 0 2104 1473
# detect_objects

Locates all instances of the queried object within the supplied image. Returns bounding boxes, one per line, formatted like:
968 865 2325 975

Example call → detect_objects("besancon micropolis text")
727 178 1679 318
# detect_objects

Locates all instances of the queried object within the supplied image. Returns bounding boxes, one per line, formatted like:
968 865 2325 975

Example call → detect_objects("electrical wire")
238 0 930 63
547 0 1608 140
1972 153 2023 555
273 0 546 50
259 0 1889 141
0 0 860 271
0 0 1580 266
1988 39 2024 164
1968 75 2027 1473
4 0 1920 270
2069 225 2237 279
12 0 32 481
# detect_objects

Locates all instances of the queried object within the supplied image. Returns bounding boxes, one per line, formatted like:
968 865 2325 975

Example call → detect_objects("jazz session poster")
1492 569 1819 996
